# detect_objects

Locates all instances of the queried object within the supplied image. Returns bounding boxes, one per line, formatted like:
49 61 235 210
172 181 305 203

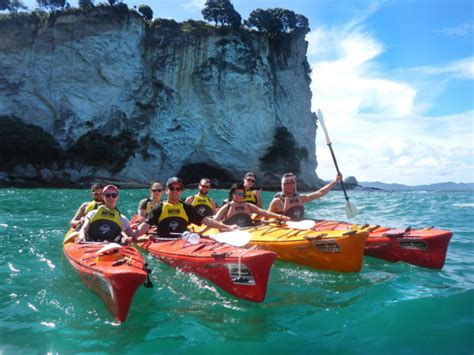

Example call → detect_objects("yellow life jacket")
85 200 101 214
243 190 258 205
144 198 159 215
157 202 190 237
87 206 122 242
191 194 214 216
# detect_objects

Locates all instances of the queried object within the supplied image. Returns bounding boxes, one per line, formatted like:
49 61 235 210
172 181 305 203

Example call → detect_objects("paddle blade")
182 231 200 245
213 231 250 247
286 220 316 230
96 243 122 255
317 109 332 145
345 200 358 218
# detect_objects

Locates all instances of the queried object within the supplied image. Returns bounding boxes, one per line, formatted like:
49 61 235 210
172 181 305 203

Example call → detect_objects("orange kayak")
193 224 368 273
63 240 148 322
137 238 276 302
313 220 452 269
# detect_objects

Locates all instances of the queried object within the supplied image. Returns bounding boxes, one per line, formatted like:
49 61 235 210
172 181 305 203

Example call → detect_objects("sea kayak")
313 220 453 269
137 238 276 302
193 224 369 273
63 237 149 322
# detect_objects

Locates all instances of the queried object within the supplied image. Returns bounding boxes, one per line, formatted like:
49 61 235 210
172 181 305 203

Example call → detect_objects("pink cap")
102 185 119 194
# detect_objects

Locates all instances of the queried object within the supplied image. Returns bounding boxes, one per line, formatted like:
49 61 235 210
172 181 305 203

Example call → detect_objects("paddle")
317 109 358 218
286 220 316 230
212 230 251 247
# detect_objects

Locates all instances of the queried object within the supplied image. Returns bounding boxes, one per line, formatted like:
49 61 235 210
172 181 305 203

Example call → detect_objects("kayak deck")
137 238 276 302
63 242 148 322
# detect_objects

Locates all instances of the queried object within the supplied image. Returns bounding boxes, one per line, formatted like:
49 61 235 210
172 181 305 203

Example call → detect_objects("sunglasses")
103 193 118 198
245 178 256 183
234 192 245 196
168 187 182 192
152 189 163 192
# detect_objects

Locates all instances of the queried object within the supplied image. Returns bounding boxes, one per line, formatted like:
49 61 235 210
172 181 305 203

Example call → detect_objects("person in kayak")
137 182 164 223
70 183 104 229
133 177 238 240
242 172 263 208
267 173 342 221
78 185 134 243
185 178 217 217
214 183 290 227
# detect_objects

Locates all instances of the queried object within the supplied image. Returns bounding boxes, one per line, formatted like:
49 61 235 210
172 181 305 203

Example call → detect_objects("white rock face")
0 9 322 187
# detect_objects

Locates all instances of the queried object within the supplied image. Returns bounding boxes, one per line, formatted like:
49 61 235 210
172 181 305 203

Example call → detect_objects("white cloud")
437 22 474 37
308 24 474 185
181 0 205 11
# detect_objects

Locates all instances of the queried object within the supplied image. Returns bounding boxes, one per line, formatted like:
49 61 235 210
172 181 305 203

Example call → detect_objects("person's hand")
227 224 240 231
336 173 343 182
280 215 291 222
121 236 133 245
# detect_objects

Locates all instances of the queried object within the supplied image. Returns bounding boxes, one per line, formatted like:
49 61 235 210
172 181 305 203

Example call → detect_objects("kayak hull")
244 225 368 272
313 220 453 269
138 239 276 302
63 242 147 322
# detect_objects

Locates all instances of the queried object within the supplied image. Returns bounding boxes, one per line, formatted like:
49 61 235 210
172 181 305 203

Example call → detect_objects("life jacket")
190 194 214 216
87 206 122 242
222 202 254 227
156 201 190 237
243 190 258 205
275 193 305 221
143 198 159 215
84 200 101 214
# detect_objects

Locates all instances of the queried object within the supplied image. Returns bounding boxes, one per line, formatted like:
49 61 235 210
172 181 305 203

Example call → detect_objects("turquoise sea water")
0 188 473 354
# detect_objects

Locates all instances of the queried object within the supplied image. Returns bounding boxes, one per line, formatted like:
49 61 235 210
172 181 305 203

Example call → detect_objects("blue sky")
16 0 474 185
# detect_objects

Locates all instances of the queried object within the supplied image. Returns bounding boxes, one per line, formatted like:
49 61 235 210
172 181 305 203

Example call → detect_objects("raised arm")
300 174 342 203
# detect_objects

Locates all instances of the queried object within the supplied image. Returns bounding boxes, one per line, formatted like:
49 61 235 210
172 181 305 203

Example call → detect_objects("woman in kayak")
214 183 290 227
242 172 263 207
78 185 134 243
137 182 164 223
267 173 342 221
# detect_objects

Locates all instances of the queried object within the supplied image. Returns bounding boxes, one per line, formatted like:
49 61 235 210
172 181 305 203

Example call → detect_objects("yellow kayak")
191 224 368 273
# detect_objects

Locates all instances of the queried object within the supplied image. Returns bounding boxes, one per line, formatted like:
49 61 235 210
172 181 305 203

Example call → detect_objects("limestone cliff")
0 7 321 188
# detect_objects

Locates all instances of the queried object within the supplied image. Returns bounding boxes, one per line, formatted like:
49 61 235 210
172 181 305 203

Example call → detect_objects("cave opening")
176 163 234 186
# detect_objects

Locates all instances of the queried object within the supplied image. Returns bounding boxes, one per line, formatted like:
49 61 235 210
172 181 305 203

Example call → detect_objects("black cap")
166 177 184 188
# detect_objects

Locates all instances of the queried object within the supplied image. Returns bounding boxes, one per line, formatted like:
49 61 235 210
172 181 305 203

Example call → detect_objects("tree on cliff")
137 4 153 20
0 0 27 12
36 0 66 9
78 0 94 9
201 0 241 29
245 8 309 36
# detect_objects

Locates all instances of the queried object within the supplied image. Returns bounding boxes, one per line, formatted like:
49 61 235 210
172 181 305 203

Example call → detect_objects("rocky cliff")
0 6 321 188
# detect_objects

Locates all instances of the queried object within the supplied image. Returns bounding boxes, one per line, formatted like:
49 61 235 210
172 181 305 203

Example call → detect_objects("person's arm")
301 174 342 203
213 203 230 222
267 197 283 214
77 211 92 242
248 204 290 221
137 199 148 223
210 199 218 215
133 222 151 239
70 202 88 228
202 217 238 231
184 195 194 204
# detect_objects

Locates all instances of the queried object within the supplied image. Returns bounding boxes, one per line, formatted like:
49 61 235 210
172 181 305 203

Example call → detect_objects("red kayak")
138 238 276 302
63 241 149 322
313 220 452 269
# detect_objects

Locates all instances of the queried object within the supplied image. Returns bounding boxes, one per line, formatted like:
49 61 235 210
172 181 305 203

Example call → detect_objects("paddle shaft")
327 143 350 202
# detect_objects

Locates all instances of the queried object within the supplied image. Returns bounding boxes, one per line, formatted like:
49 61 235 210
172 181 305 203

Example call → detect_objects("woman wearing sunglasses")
78 185 134 243
214 183 290 228
137 182 164 223
242 172 263 208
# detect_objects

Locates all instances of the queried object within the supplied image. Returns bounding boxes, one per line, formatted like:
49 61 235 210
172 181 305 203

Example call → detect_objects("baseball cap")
102 185 119 194
166 177 184 188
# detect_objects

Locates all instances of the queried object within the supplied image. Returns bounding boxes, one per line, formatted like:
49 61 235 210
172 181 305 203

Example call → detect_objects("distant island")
359 181 474 192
